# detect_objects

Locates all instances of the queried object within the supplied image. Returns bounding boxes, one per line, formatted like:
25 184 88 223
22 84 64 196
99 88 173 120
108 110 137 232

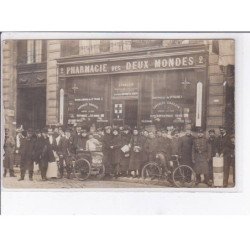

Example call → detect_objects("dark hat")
123 125 130 130
27 128 33 133
41 128 48 133
65 128 71 133
208 129 215 133
219 126 226 130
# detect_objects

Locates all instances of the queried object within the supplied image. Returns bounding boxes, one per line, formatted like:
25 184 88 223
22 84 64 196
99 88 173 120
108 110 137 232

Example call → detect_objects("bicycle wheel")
172 165 196 188
73 158 91 181
141 162 161 184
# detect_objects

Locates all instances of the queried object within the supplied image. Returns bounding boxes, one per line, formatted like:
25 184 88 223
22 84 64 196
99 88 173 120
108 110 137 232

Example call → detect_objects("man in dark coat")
72 126 83 153
3 129 16 177
144 131 158 162
119 126 131 176
171 130 181 156
110 128 122 177
229 134 235 186
192 129 211 185
179 130 193 165
102 126 113 177
161 130 172 171
18 129 36 181
54 129 72 178
34 128 55 181
129 128 144 177
207 129 219 184
217 127 232 187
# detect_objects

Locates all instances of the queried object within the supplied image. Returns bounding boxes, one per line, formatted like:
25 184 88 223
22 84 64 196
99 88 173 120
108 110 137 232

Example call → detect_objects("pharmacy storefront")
57 45 208 130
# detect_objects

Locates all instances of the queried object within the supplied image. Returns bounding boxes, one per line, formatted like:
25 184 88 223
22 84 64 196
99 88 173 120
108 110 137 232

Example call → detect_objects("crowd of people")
3 124 235 187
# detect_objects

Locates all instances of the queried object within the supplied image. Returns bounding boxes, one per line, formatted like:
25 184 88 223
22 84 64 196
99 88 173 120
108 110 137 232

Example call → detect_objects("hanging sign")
195 81 203 127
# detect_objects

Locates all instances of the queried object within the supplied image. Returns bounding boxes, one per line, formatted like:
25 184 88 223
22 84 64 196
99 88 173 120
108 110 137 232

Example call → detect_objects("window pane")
100 40 110 53
17 40 27 64
61 40 79 57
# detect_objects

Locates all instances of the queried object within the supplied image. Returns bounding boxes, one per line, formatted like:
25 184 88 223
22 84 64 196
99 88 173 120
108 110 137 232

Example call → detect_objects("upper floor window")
110 40 131 52
131 40 162 49
61 40 79 57
79 40 101 55
17 40 47 64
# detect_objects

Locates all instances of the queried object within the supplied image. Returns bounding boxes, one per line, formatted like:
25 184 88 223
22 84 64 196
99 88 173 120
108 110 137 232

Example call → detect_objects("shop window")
61 40 79 57
153 73 167 97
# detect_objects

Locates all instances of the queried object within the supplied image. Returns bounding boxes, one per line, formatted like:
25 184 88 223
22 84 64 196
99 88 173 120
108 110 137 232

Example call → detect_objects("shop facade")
57 44 208 130
2 39 234 136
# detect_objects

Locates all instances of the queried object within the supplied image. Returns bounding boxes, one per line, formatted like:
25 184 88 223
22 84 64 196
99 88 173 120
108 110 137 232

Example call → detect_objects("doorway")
17 86 46 130
124 100 138 128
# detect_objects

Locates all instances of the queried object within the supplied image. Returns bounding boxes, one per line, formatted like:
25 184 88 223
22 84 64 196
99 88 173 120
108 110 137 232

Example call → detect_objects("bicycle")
72 149 105 181
141 154 196 188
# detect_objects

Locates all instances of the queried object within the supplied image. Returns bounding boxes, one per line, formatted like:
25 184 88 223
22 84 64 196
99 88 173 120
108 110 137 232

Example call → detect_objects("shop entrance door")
124 100 138 128
17 86 46 130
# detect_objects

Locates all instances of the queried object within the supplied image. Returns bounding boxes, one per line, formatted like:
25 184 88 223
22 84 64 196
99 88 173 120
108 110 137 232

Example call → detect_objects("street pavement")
2 174 162 189
2 168 234 189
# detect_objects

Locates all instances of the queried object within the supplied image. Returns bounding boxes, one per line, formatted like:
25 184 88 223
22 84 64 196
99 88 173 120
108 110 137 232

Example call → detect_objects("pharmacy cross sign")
114 104 123 114
72 83 79 94
181 77 191 89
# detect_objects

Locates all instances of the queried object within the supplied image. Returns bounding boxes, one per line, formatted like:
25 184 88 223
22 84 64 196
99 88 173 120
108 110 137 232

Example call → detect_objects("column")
47 40 61 125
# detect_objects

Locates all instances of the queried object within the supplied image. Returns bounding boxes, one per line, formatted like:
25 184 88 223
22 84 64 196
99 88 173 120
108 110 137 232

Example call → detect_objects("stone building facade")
2 39 235 136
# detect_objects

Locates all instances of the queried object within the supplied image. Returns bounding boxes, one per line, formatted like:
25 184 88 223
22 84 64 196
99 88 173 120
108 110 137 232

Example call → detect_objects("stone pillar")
206 41 225 133
2 40 17 137
47 40 61 125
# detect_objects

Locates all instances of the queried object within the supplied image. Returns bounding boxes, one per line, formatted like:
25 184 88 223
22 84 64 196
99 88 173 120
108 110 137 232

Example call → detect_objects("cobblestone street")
2 168 234 189
2 171 162 189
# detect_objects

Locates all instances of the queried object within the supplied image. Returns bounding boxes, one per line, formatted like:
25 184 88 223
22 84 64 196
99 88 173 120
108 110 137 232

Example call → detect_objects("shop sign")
59 53 206 76
151 99 183 119
67 97 105 123
113 81 138 97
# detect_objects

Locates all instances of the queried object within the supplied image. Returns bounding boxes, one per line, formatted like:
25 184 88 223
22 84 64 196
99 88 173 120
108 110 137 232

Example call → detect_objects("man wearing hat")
14 126 24 168
102 126 112 177
217 126 232 187
207 129 219 184
34 128 55 181
3 128 16 177
54 128 73 178
179 129 194 180
119 125 131 176
192 129 211 185
18 129 36 181
72 126 85 154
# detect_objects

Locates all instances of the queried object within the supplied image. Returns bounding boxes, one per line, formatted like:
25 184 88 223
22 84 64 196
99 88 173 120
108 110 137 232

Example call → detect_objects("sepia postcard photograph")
1 35 235 190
